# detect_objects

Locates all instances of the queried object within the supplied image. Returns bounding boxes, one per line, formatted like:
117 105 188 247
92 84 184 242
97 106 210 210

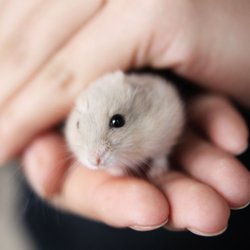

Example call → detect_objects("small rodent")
65 71 184 178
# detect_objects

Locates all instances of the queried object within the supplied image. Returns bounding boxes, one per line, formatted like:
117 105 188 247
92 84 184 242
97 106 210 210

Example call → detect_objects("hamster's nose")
96 156 101 165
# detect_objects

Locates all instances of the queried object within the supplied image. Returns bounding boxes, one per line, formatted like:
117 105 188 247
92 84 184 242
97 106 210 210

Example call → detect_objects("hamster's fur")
65 71 184 178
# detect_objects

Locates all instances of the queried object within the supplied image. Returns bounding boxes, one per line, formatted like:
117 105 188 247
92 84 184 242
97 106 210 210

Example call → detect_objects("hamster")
65 71 184 178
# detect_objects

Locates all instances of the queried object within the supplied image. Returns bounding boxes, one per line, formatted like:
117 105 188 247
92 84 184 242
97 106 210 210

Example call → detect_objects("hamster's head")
65 72 154 172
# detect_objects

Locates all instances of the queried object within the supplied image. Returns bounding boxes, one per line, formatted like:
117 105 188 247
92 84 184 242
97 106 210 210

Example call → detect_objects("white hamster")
65 71 184 178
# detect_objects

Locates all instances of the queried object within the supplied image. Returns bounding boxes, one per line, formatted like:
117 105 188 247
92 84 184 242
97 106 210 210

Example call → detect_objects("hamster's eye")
109 114 125 128
76 120 80 129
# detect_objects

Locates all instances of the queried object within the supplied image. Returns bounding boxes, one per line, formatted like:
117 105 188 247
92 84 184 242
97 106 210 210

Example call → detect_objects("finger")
0 1 148 163
173 130 250 209
0 0 7 13
0 0 43 40
22 132 169 230
22 133 69 196
159 172 230 236
187 94 248 155
0 0 104 108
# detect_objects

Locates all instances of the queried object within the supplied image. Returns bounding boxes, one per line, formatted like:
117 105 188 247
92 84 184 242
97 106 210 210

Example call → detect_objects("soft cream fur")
65 71 184 177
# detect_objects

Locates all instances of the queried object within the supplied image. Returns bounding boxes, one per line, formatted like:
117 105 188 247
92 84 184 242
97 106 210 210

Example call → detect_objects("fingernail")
130 218 168 232
231 201 250 210
188 225 227 237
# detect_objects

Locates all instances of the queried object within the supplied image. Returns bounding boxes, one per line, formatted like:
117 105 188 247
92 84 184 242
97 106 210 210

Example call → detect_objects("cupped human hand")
22 93 250 236
1 0 250 163
1 0 250 237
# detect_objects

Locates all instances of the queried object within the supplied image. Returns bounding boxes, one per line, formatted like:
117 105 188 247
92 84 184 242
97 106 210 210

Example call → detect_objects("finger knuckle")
44 62 77 96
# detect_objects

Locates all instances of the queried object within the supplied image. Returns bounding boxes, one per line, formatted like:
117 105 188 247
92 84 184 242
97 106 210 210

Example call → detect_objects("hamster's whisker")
61 154 75 163
39 138 77 178
118 155 152 178
120 146 143 155
50 141 81 161
116 158 131 168
116 158 136 176
56 142 74 159
35 155 73 181
125 159 144 177
118 157 138 170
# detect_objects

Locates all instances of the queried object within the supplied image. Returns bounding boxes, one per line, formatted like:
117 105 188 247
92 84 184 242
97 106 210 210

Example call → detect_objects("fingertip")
185 185 230 236
212 111 248 155
212 157 250 209
188 94 249 155
22 145 46 197
128 183 170 230
22 132 69 198
176 131 250 210
94 177 170 229
161 173 230 237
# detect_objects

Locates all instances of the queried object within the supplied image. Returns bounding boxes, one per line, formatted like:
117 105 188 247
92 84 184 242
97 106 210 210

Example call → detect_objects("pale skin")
0 0 250 236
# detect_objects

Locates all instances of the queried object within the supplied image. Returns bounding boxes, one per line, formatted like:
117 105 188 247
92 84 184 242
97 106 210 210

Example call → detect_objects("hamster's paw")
106 167 126 177
148 157 169 179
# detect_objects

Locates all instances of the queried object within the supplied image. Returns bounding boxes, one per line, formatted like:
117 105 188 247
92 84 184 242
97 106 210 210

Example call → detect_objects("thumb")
0 1 150 162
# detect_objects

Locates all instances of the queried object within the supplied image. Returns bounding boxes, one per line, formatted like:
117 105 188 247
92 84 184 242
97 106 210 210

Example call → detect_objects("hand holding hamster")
65 71 184 178
16 0 250 236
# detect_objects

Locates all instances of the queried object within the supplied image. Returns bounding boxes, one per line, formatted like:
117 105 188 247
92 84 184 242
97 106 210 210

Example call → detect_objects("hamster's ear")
108 70 125 83
91 70 125 86
75 93 89 113
111 70 124 77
